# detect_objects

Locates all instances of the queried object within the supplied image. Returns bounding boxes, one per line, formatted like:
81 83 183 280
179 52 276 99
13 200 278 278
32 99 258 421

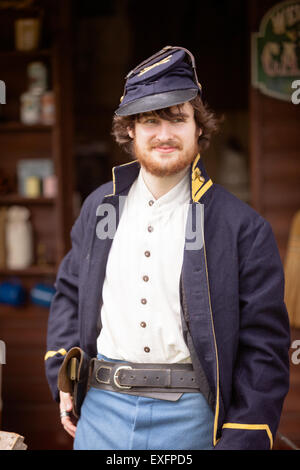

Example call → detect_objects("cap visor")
115 89 198 116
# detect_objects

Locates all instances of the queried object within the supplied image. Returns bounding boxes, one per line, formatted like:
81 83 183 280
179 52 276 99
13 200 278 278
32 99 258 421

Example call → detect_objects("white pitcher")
5 206 33 269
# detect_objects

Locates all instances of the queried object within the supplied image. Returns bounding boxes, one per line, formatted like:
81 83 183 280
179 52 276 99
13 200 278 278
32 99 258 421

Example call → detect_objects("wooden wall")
249 0 300 261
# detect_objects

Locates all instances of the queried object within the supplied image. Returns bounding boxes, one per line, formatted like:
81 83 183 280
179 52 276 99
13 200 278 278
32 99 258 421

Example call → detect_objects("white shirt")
97 169 192 363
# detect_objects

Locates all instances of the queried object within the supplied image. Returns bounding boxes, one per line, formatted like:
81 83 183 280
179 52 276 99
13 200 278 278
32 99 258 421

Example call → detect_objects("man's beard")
133 139 199 177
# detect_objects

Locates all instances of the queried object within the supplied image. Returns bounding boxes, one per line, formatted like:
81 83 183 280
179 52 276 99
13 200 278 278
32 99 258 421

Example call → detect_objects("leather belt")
89 359 201 393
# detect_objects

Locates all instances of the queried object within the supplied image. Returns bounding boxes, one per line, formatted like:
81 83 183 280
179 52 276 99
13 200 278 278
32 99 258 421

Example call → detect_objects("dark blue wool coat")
45 155 290 450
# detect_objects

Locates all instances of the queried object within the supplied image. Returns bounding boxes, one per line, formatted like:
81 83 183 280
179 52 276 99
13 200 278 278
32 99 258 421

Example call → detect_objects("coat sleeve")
215 219 290 450
44 197 89 402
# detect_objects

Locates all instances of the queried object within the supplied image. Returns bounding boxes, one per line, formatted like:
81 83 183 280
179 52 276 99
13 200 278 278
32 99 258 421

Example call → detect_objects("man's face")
127 102 201 177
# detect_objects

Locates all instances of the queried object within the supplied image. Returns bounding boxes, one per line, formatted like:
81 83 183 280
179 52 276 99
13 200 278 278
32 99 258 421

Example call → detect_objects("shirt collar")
136 168 190 211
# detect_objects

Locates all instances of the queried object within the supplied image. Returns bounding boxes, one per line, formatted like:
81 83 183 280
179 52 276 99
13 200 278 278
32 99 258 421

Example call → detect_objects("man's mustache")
150 139 182 149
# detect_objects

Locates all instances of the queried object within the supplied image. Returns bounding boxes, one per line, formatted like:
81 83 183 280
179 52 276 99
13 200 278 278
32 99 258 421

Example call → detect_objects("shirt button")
144 250 151 257
143 275 149 282
140 321 147 328
147 225 154 232
148 200 154 206
144 346 150 353
141 298 147 305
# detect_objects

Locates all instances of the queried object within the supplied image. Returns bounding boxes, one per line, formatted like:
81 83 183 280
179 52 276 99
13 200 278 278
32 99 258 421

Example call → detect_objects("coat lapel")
182 155 221 444
82 161 140 355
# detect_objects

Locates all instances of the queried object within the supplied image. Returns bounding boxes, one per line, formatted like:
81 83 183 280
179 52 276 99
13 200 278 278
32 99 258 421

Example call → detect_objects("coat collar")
104 153 213 203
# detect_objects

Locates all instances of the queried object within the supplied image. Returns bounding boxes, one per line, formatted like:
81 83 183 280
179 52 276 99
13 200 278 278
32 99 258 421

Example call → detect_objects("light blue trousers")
74 354 214 450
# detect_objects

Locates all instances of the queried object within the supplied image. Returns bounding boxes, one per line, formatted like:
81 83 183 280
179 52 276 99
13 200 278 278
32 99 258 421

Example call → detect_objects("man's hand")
59 391 77 438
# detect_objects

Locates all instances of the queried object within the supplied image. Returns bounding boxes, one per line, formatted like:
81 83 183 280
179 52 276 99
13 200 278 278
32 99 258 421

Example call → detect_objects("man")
45 46 290 450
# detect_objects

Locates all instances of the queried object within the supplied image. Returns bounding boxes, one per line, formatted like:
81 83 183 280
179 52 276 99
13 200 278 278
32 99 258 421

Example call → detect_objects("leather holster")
57 347 91 418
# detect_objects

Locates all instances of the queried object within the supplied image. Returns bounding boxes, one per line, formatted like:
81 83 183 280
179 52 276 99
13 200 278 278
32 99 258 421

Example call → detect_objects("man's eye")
144 119 157 124
172 117 185 123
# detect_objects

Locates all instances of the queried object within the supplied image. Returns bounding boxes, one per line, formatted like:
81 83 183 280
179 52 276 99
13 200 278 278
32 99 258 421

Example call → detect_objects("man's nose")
156 121 174 141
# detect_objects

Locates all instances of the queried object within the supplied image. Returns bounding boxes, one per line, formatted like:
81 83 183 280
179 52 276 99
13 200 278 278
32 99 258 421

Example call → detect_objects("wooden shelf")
0 48 52 58
0 122 53 132
0 265 57 277
0 194 55 205
0 302 51 318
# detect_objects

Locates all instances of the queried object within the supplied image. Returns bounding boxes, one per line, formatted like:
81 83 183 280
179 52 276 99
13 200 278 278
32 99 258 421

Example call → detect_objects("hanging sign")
252 0 300 101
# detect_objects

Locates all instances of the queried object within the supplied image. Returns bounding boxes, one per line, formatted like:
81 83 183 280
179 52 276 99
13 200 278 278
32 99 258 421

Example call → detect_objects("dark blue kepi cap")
115 46 202 116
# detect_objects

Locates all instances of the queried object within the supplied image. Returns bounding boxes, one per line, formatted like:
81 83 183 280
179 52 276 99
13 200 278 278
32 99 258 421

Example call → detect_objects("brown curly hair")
111 95 220 157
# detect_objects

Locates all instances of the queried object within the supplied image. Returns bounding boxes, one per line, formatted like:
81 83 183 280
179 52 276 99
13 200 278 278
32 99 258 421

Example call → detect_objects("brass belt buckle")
113 365 133 389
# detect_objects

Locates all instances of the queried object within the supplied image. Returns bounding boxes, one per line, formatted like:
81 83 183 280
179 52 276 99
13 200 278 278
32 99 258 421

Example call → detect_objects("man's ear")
127 127 134 139
198 127 203 137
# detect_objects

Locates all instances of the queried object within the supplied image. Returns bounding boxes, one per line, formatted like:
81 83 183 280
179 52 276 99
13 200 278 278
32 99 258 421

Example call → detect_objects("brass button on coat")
144 250 151 257
144 347 150 353
140 321 146 328
141 298 147 304
148 226 153 232
143 275 149 282
148 200 154 206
